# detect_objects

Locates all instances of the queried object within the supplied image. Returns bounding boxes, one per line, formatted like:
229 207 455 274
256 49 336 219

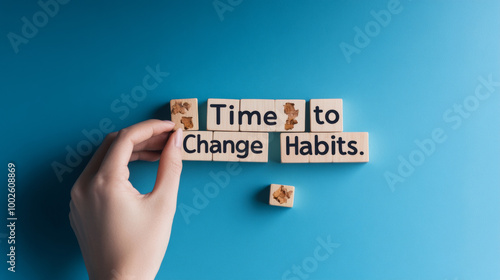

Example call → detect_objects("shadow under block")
269 184 294 208
207 98 240 131
182 131 213 161
275 99 306 132
280 132 369 163
310 99 343 132
239 99 276 132
170 98 199 131
212 131 269 162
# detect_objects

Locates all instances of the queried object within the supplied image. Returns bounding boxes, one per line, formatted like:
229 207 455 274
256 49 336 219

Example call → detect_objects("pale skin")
69 120 183 280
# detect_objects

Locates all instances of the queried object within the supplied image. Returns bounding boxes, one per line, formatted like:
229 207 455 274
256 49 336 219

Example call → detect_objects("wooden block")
310 99 343 132
269 184 294 208
275 99 306 132
331 132 369 163
170 98 199 131
212 132 268 162
238 132 268 162
182 131 213 161
212 132 239 162
239 99 276 132
280 133 310 163
207 98 239 131
309 133 333 163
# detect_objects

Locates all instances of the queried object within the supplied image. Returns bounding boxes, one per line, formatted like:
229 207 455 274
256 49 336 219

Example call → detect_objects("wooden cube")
238 132 269 162
310 99 343 132
207 98 240 131
280 133 310 163
309 133 333 163
212 132 268 162
275 99 306 132
182 131 213 161
269 184 295 208
212 132 239 162
331 132 369 163
239 99 276 132
170 98 199 131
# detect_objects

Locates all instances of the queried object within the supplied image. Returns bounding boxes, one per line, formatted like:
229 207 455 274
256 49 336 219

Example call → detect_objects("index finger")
97 119 175 179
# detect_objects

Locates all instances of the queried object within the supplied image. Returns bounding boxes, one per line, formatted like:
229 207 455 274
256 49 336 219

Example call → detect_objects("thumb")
152 128 183 206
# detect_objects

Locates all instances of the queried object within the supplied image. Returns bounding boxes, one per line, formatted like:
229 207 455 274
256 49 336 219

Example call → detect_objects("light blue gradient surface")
1 0 499 279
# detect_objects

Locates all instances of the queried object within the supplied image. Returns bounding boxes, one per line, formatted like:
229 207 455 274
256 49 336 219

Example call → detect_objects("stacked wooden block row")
170 98 369 163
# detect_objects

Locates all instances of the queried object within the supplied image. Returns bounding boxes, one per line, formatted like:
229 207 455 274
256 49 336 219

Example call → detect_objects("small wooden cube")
170 98 199 131
275 99 306 132
332 132 369 162
182 131 213 161
269 184 295 208
207 98 240 131
280 133 310 163
310 99 343 132
239 99 276 132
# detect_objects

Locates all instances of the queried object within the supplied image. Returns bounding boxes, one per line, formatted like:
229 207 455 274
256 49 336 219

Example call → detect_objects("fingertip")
163 120 175 126
174 128 183 148
151 128 183 200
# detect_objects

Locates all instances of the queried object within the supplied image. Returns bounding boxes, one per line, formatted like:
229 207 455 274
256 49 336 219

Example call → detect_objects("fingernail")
174 128 183 148
164 120 174 125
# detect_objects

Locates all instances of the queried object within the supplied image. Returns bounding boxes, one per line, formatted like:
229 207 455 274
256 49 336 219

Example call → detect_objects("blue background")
1 0 499 279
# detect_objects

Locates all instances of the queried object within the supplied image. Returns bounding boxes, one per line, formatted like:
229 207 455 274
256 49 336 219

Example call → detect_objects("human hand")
69 119 183 280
